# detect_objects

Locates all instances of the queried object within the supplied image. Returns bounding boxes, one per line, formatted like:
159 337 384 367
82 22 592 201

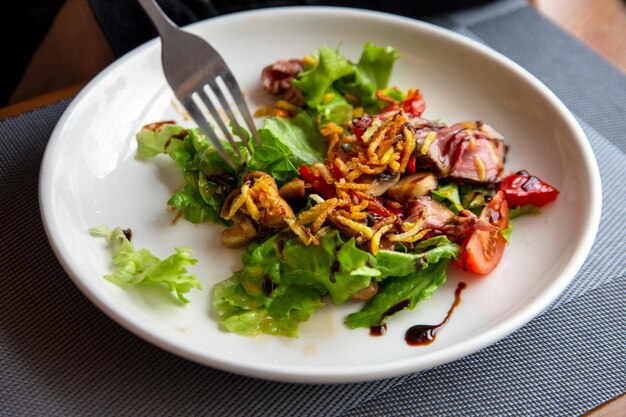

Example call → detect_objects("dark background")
1 0 493 107
1 1 65 106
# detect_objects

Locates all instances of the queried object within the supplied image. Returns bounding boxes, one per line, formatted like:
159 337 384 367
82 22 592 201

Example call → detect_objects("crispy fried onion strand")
225 110 431 252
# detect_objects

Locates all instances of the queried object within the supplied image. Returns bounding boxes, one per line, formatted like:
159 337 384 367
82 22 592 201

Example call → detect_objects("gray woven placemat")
1 1 624 415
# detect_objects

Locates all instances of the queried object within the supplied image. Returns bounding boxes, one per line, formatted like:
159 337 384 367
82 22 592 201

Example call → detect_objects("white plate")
39 7 601 383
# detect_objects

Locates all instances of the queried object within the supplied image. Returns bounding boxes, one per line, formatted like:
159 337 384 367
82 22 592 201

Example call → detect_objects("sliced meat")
439 209 496 243
386 171 437 203
405 197 454 230
447 125 505 183
408 115 443 130
411 125 454 174
413 120 505 184
261 59 304 95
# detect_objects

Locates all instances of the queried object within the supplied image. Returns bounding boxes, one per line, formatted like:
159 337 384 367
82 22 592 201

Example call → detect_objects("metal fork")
137 0 260 168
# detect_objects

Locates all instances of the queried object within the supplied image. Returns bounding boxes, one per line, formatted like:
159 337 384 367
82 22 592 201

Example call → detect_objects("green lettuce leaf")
166 129 240 224
459 184 492 213
214 276 324 337
315 87 353 126
90 225 201 304
335 42 400 112
292 46 356 108
249 112 326 184
509 204 542 219
292 43 399 116
212 231 379 337
431 183 464 213
345 237 458 329
345 258 450 329
501 223 514 243
279 231 377 304
136 124 187 159
136 127 240 225
213 230 459 336
375 236 460 278
358 42 400 92
212 233 327 337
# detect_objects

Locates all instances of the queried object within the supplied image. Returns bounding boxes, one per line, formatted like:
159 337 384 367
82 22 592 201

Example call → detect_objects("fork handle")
136 0 179 36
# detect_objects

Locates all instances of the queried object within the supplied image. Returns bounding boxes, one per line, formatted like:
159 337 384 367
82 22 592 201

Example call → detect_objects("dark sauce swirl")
369 300 410 336
405 282 467 346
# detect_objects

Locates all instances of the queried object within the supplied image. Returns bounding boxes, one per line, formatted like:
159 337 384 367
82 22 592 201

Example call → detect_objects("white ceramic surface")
39 7 601 383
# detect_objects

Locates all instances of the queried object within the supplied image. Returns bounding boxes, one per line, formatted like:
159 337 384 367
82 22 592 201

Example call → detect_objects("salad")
95 43 559 339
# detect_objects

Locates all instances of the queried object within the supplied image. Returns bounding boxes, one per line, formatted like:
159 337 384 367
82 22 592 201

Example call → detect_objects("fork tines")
179 76 259 169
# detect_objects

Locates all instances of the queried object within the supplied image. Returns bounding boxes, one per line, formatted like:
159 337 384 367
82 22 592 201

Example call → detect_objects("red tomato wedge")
497 172 559 208
456 191 509 274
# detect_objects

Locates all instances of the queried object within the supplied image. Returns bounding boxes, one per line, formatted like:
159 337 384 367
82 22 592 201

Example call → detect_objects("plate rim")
39 6 602 383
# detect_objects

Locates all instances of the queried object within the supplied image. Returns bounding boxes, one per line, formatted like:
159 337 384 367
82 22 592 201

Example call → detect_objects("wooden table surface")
531 0 626 72
0 0 624 414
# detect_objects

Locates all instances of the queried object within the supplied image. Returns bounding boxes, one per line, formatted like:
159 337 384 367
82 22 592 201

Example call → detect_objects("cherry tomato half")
456 191 509 275
497 173 559 208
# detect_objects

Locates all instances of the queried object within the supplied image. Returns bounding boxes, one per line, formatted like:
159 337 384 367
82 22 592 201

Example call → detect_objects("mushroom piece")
278 178 306 201
220 170 295 229
248 172 293 224
386 172 437 203
361 172 401 197
221 218 260 248
350 279 379 302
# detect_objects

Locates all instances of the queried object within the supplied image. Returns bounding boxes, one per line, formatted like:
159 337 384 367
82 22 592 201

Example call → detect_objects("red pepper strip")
403 89 425 116
364 194 406 219
333 158 344 180
367 201 392 217
497 173 559 208
384 203 405 219
298 165 335 199
407 155 417 174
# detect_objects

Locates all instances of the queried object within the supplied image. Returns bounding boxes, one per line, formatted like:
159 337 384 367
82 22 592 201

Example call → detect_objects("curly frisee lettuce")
90 226 201 304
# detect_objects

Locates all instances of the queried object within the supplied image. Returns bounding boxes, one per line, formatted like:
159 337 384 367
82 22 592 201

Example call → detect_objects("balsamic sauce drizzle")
262 277 278 297
122 228 132 242
369 282 467 346
405 282 467 346
369 300 410 336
